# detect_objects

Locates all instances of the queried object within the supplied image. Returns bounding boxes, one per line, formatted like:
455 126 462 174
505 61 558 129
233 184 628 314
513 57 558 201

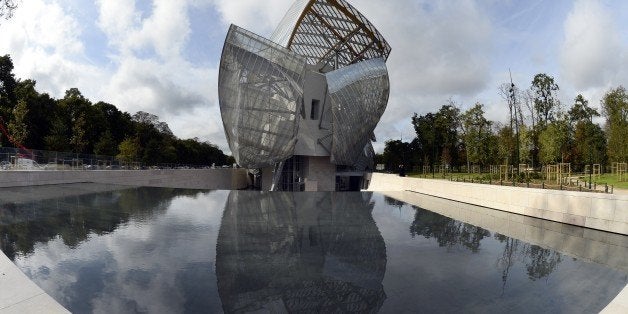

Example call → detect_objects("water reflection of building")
216 191 387 313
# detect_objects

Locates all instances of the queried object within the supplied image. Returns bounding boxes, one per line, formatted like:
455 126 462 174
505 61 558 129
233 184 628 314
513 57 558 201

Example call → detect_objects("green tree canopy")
461 103 492 167
601 86 628 162
531 73 560 125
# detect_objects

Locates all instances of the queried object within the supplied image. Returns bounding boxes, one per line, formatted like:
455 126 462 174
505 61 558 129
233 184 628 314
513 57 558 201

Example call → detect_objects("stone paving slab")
0 250 68 313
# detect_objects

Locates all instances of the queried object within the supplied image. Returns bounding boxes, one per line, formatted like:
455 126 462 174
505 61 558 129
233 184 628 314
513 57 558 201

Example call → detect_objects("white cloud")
560 0 624 89
356 0 493 148
0 0 105 97
209 0 291 35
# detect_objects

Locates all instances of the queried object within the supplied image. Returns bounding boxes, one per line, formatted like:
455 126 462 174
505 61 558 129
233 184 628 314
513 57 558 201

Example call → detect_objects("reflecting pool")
0 185 626 313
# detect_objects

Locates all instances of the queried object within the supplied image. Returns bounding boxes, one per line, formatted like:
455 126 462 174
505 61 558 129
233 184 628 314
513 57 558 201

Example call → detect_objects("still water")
0 185 626 313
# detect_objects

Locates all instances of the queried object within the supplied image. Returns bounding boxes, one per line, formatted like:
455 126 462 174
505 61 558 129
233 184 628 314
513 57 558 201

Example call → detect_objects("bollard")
605 183 608 193
542 182 544 189
527 181 529 188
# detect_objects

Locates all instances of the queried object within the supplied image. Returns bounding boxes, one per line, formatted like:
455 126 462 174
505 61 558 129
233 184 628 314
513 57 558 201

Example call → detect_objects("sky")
0 0 627 153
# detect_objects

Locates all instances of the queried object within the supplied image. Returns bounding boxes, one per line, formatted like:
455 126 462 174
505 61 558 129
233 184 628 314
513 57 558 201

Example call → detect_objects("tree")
572 121 606 170
70 113 88 153
382 139 417 172
461 103 492 167
412 112 437 165
568 95 604 170
496 124 515 165
0 55 17 146
434 104 461 166
44 117 71 151
15 79 55 149
568 94 599 123
538 117 571 165
0 0 17 22
56 88 92 152
601 86 628 162
117 137 140 163
7 99 27 145
93 130 118 156
531 73 560 125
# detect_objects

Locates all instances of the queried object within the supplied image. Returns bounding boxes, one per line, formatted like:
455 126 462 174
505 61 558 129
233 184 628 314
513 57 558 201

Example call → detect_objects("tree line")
378 73 627 173
0 55 231 166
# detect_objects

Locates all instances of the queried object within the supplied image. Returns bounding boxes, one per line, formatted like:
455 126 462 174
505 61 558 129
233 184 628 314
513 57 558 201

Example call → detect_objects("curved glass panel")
270 0 311 47
327 58 389 165
271 0 392 69
218 25 308 168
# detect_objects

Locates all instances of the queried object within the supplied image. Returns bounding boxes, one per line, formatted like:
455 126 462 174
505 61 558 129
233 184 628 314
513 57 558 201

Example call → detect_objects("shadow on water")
216 191 387 313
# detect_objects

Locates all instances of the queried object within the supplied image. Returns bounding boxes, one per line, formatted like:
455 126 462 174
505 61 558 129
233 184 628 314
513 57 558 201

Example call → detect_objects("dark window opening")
310 99 320 120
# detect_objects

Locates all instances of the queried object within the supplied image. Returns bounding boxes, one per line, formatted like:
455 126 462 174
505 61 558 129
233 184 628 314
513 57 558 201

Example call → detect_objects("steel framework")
218 0 391 170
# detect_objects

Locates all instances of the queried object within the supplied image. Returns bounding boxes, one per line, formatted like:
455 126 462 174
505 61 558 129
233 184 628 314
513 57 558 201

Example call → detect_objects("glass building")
218 0 391 191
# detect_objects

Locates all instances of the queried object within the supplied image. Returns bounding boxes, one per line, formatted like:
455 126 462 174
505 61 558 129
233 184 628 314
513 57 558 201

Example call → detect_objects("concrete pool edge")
0 250 69 313
0 168 250 190
367 173 628 235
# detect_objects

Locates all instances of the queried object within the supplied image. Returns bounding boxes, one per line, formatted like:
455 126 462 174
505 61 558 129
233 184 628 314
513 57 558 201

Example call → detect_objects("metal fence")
0 147 227 171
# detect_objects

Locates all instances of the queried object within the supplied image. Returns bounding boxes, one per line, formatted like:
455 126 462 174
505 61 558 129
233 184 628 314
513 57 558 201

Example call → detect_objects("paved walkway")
0 252 68 313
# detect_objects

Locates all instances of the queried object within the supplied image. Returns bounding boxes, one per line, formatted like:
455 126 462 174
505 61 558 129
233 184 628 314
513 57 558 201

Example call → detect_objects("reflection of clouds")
13 190 229 313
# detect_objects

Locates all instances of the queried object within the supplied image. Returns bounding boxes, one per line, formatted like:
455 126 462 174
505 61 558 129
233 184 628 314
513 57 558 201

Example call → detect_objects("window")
310 99 320 120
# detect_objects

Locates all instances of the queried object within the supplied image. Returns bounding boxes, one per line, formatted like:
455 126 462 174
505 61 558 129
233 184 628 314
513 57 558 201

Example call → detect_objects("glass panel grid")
219 25 307 168
327 58 389 165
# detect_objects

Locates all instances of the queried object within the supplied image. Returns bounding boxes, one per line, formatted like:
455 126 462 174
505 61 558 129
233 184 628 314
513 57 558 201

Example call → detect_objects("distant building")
218 0 391 191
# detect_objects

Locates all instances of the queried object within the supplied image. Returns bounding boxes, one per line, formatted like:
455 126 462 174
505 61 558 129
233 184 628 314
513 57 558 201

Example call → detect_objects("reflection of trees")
406 202 564 289
0 187 204 260
524 245 562 280
216 191 387 313
494 233 562 287
409 206 490 252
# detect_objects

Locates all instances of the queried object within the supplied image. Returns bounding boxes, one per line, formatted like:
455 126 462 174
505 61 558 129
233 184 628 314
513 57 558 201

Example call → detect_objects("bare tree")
0 0 18 22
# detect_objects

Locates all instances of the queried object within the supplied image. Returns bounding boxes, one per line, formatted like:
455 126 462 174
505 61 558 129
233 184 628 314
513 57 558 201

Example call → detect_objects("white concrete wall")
0 168 250 190
368 173 628 235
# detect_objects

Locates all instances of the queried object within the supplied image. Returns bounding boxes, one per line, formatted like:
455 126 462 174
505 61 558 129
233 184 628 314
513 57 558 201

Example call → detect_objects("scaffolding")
615 162 627 182
584 164 602 180
546 163 571 184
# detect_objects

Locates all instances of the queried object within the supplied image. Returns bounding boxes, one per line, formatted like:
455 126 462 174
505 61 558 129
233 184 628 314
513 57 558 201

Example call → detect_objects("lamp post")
588 113 593 190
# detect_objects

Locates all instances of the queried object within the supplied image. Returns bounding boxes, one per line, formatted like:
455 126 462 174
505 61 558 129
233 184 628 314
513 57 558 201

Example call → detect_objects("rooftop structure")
218 0 391 191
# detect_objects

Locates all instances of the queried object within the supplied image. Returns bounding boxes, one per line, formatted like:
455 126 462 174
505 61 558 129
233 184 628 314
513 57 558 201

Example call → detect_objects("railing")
0 147 230 171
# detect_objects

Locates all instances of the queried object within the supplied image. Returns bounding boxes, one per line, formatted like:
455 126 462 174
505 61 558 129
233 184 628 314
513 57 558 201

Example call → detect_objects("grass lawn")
407 172 628 191
578 173 628 190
